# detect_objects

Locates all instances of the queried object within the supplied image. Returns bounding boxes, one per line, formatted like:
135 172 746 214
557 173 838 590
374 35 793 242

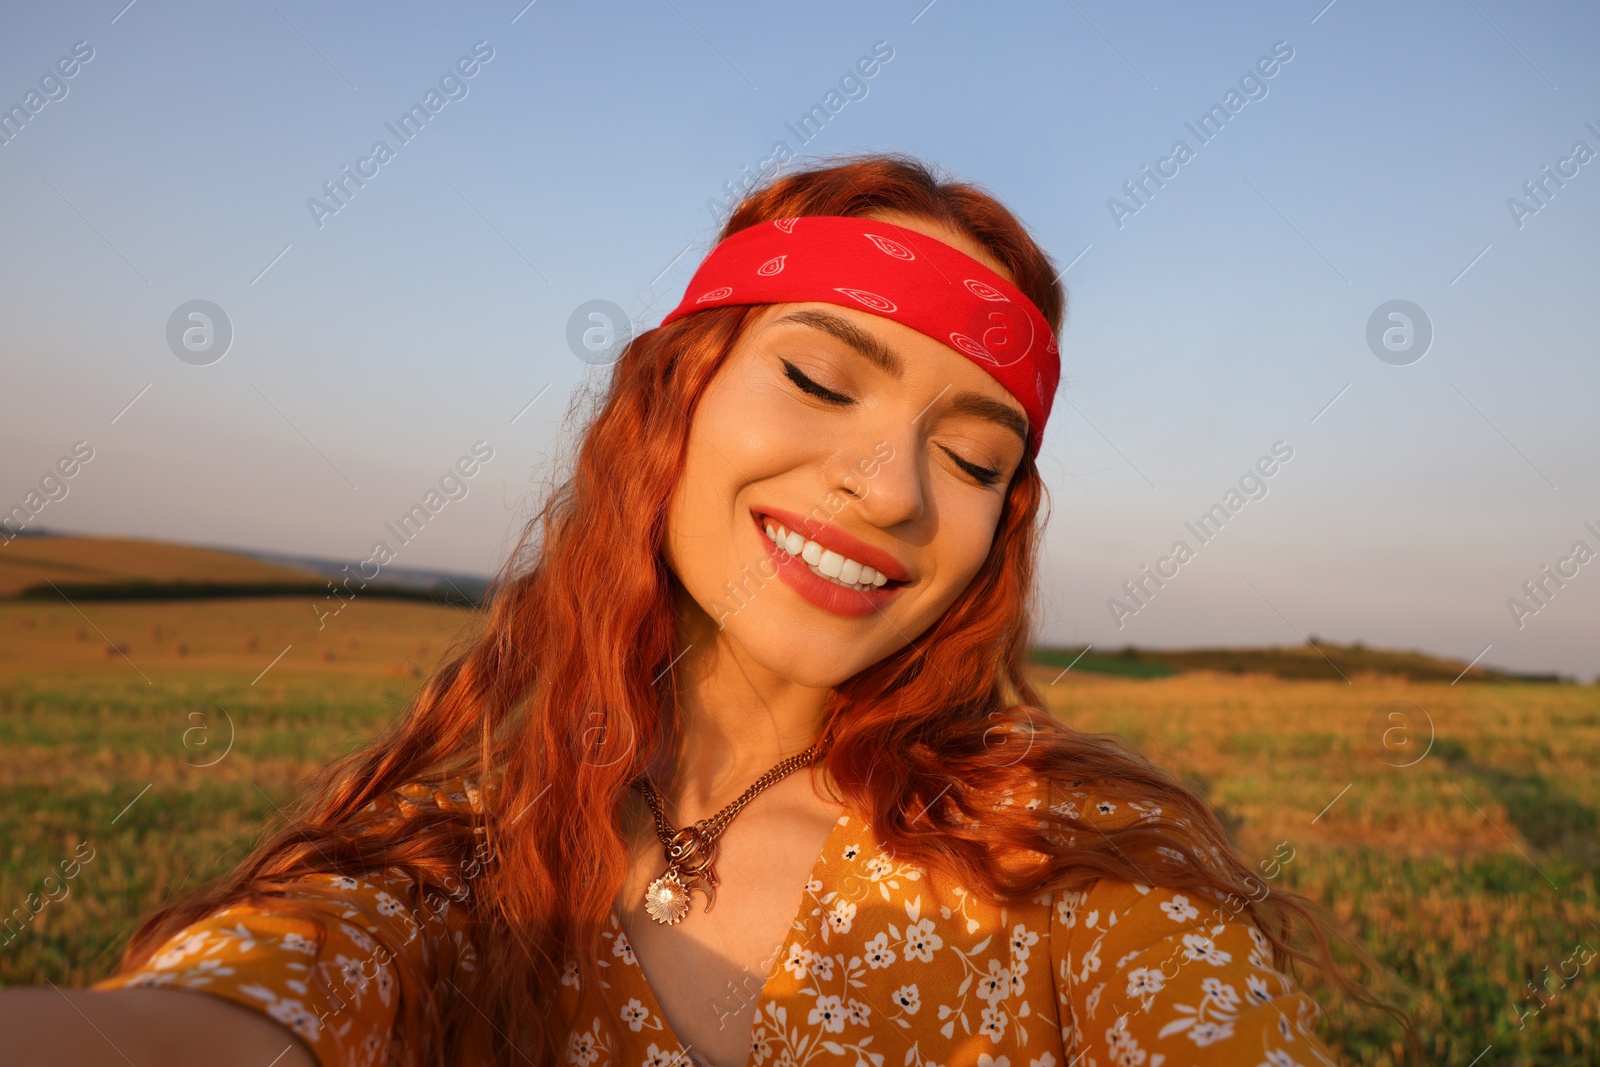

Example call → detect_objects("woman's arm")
28 783 487 1067
0 987 315 1067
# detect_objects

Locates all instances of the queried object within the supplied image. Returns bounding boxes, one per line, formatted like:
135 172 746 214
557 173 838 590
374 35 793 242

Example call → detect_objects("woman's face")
663 214 1031 690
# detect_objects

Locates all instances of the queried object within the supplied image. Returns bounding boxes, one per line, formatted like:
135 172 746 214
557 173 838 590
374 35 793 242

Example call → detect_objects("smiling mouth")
754 512 910 593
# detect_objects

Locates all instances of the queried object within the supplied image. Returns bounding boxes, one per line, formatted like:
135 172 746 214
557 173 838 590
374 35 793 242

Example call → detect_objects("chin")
727 619 871 691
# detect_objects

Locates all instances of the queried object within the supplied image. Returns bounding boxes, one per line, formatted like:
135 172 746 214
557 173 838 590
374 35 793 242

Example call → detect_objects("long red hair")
111 153 1416 1064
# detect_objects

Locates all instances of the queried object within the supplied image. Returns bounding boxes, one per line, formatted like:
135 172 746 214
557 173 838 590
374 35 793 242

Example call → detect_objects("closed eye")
781 359 853 404
784 359 1002 488
940 445 1002 488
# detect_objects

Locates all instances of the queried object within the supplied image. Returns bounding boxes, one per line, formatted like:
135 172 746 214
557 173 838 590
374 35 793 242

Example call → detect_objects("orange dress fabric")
93 778 1341 1067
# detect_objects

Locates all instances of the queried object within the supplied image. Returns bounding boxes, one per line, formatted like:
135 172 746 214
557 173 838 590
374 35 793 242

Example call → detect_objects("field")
2 593 1597 1065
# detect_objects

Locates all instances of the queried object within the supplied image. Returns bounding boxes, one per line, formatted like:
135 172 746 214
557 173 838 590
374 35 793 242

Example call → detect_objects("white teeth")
763 520 894 591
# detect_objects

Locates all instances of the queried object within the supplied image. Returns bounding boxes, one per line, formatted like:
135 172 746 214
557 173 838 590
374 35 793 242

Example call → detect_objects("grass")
1 597 1597 1064
1040 670 1600 1065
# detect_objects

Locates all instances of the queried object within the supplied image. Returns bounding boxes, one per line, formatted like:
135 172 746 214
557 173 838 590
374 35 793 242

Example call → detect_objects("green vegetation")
1029 644 1178 678
1030 641 1572 684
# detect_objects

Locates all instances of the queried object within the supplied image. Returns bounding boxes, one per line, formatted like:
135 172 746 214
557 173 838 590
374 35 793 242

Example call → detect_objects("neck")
653 584 832 823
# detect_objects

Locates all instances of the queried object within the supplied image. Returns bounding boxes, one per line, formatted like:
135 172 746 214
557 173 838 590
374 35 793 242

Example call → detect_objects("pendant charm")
697 863 720 914
642 859 721 924
631 746 816 929
644 868 692 925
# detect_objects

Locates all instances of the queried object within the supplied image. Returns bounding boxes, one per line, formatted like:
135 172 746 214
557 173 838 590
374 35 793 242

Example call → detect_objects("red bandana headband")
659 215 1059 457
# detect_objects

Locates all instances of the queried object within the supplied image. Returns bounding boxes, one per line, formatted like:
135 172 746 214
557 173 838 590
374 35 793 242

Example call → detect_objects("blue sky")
2 0 1597 677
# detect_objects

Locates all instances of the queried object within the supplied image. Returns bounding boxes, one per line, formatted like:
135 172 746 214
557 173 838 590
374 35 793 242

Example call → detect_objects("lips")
751 506 911 583
748 508 910 620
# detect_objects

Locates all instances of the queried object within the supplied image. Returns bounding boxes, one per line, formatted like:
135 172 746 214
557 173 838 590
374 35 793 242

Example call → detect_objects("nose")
825 429 924 531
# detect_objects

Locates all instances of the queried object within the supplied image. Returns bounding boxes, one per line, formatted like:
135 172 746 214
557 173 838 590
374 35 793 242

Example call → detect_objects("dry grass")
1 597 1596 1064
0 594 473 676
1037 667 1600 1063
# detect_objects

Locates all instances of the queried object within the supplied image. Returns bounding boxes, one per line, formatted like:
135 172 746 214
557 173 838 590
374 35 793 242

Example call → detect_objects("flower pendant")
644 868 692 925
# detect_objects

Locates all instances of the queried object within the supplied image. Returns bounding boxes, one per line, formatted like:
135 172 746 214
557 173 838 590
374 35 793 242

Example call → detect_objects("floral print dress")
93 779 1341 1067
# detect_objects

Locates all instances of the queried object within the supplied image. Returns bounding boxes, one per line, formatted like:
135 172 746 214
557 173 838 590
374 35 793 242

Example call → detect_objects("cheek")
709 360 833 461
663 451 730 585
661 379 778 590
908 490 1004 616
682 359 840 510
681 375 785 499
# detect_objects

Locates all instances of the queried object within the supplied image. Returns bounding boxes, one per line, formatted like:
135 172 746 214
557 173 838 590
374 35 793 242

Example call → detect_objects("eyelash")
782 359 853 405
780 359 1003 488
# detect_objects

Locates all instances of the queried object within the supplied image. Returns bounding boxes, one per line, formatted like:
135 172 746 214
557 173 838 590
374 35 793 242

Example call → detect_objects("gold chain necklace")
631 745 818 925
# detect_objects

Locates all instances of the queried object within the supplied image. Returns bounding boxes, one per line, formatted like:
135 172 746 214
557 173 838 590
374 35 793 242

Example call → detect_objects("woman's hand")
0 986 316 1067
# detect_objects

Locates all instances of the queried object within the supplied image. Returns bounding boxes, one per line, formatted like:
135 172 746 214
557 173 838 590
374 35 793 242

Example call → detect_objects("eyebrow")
771 308 1030 448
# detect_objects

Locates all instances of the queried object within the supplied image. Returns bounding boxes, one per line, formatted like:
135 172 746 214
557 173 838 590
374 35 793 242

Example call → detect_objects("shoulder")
347 775 506 919
356 774 501 825
341 774 507 859
93 868 479 1066
1046 880 1337 1064
995 774 1174 839
93 780 501 1062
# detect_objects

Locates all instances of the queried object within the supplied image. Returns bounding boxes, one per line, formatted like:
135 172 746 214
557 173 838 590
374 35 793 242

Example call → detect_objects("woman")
5 154 1410 1066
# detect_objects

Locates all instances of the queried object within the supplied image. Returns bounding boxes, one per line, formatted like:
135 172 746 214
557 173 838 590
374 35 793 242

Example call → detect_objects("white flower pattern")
93 778 493 1067
92 776 1336 1067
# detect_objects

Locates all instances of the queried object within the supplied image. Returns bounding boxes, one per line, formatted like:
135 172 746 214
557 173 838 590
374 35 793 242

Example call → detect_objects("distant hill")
1 531 488 605
229 546 492 602
1030 642 1569 684
0 533 322 597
